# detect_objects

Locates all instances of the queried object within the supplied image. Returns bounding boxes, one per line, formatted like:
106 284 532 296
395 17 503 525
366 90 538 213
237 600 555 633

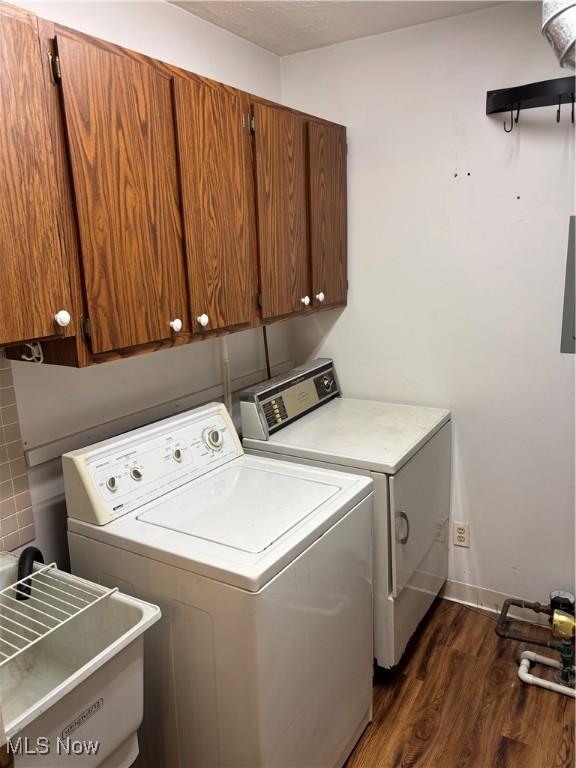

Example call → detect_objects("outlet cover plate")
453 521 470 547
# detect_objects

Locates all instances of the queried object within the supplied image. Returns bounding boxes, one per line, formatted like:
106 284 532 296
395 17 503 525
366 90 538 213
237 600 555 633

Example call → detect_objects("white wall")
9 0 286 565
281 3 575 602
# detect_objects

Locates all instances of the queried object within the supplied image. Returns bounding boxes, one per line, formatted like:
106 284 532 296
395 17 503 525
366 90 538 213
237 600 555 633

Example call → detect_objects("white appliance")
63 402 374 768
241 359 451 669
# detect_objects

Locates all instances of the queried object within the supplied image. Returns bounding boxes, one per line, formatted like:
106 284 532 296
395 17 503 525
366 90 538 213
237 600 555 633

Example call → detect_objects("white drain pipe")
543 0 576 69
518 650 576 697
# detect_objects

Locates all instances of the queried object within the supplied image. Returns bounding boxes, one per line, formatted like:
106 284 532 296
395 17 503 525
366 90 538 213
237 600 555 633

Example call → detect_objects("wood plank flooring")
347 599 575 768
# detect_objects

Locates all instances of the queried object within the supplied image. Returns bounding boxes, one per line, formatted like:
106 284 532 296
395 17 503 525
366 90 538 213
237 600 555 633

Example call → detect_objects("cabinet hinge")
48 51 61 85
256 293 262 309
243 114 255 135
81 315 91 340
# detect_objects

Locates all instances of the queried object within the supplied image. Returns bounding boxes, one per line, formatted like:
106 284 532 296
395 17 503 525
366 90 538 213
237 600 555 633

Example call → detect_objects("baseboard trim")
440 579 551 626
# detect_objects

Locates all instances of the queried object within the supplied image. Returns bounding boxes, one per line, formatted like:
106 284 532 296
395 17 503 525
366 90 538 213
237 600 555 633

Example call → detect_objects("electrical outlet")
453 521 470 547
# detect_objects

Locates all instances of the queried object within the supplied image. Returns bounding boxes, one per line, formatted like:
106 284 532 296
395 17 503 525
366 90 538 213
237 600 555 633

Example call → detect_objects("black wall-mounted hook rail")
487 76 575 128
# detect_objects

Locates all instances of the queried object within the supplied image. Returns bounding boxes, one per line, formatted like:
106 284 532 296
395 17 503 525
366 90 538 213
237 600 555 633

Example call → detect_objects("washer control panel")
240 359 340 439
63 403 242 525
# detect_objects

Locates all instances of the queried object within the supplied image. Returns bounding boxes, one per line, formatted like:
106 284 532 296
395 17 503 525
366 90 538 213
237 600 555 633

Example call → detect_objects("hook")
503 106 514 133
20 342 44 364
515 106 520 125
572 93 574 124
557 96 561 123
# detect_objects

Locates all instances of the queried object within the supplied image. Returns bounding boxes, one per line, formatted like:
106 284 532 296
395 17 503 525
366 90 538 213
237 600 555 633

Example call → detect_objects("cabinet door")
56 34 189 353
252 104 310 319
174 81 255 332
308 122 347 308
0 10 71 345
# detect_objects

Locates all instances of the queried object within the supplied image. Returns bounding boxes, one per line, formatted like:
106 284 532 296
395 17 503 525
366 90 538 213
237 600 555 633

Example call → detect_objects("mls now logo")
8 736 100 756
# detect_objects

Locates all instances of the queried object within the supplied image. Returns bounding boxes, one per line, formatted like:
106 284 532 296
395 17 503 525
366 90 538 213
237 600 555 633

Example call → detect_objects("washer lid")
136 464 340 553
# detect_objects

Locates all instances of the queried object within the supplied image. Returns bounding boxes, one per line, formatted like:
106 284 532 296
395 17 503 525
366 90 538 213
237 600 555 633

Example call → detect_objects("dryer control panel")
63 403 242 525
240 359 340 440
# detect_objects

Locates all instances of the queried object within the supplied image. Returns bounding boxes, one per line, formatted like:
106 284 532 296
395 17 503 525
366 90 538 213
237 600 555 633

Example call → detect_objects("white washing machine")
241 359 451 669
63 402 373 768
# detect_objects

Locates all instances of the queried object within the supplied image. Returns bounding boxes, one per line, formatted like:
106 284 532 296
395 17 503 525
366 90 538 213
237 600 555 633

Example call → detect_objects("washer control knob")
130 467 143 482
205 429 223 451
173 447 183 463
300 296 310 307
321 374 333 392
54 310 71 327
170 318 183 332
315 292 326 303
106 476 119 492
197 314 210 328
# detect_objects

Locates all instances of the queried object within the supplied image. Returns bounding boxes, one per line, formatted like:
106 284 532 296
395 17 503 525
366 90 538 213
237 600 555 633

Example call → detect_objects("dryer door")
389 423 451 597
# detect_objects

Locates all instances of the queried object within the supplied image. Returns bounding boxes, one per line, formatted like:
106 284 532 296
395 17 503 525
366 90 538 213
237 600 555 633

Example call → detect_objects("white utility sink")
0 553 160 767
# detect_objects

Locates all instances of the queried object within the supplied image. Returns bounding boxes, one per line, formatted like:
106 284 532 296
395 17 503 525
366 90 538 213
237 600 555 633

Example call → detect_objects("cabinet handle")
170 318 183 333
396 511 410 545
315 292 326 303
300 296 310 307
197 313 210 328
54 310 71 327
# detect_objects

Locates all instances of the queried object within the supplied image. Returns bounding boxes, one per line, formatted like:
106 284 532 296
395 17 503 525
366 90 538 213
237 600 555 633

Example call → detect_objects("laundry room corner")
0 0 574 764
280 1 575 609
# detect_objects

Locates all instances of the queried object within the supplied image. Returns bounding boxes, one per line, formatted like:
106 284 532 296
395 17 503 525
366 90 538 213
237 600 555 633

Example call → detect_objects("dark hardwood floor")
347 599 575 768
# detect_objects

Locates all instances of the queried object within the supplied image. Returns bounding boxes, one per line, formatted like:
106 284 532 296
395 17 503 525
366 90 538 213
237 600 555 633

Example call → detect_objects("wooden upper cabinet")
252 103 310 319
55 33 189 354
0 8 71 346
174 80 256 332
0 8 348 365
308 121 347 308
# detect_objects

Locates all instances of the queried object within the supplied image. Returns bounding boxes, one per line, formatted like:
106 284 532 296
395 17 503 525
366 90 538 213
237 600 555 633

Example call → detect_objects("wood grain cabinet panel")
0 10 71 346
308 121 347 308
55 34 189 353
174 80 255 332
252 103 310 319
1 8 348 364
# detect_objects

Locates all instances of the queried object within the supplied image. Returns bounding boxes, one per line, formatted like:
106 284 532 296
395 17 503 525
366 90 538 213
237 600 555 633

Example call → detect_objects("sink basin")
0 554 160 767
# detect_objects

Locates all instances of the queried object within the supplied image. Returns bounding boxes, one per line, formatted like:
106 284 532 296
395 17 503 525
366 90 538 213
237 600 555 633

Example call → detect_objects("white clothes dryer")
241 359 451 669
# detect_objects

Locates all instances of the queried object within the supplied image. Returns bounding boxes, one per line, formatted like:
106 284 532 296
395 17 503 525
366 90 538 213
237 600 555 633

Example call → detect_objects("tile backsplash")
0 354 35 550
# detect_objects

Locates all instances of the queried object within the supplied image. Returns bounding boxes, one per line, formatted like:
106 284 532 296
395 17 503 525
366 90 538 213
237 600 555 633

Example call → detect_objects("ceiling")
172 1 503 56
